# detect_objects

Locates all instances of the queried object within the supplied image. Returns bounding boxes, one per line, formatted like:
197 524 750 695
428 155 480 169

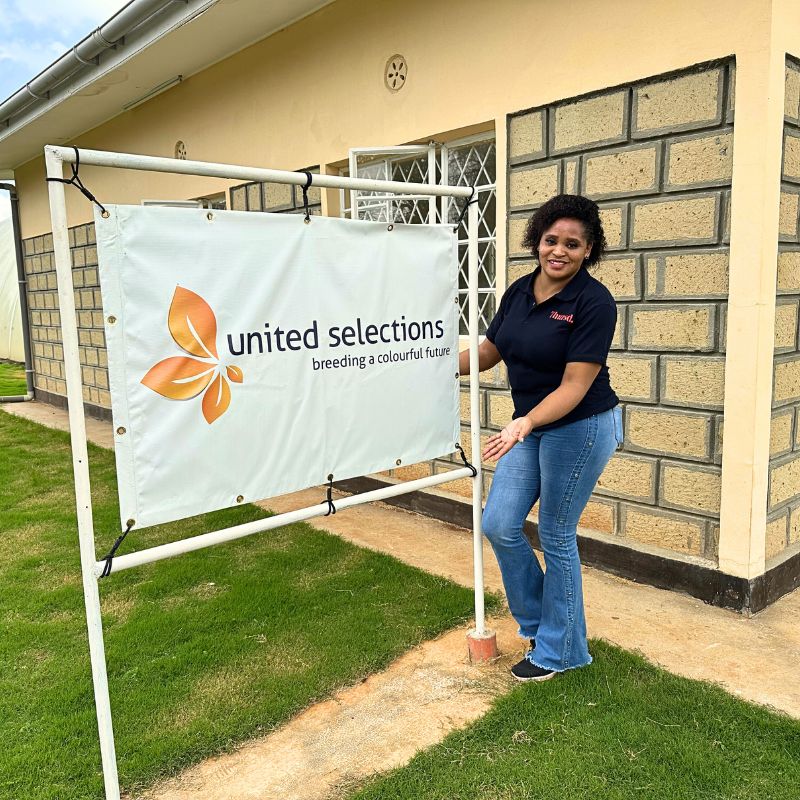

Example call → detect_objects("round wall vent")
384 54 407 92
175 140 187 160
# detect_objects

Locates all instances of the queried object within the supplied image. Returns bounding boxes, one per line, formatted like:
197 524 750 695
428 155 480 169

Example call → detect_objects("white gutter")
0 0 215 131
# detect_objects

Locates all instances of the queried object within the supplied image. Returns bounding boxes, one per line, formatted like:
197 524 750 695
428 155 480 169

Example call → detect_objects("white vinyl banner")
95 205 461 529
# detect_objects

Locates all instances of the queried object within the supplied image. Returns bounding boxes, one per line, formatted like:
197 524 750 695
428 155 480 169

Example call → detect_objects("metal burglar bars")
44 145 485 800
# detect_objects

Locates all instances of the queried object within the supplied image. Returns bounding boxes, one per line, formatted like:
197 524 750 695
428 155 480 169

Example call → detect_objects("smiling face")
537 218 592 283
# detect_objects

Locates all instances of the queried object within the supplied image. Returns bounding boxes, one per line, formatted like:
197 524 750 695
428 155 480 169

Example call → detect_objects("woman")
459 194 622 682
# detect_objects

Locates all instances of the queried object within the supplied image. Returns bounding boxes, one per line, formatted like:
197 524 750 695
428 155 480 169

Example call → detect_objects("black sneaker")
528 638 536 653
511 657 556 682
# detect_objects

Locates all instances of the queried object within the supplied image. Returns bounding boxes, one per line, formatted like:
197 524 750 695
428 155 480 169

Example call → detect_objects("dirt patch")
136 618 522 800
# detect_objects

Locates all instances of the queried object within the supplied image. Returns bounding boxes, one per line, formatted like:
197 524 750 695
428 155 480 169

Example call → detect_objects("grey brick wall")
23 222 110 413
766 57 800 560
503 59 735 564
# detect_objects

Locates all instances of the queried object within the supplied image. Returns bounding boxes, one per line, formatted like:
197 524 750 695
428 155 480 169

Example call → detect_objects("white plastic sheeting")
96 205 461 529
0 218 24 362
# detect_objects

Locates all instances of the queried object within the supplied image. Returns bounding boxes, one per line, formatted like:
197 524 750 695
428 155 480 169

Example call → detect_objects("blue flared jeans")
482 406 622 673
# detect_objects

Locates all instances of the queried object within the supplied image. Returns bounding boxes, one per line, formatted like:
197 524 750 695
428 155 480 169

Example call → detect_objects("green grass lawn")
0 361 26 396
0 411 497 800
350 640 800 800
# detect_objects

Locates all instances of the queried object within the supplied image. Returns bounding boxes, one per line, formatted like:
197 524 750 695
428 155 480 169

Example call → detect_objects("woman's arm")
481 362 601 461
458 338 503 376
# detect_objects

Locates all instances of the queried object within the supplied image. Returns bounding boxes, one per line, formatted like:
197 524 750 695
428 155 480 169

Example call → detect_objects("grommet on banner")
455 186 477 229
324 473 337 516
45 146 108 216
387 223 394 232
454 442 477 477
297 170 313 223
100 520 134 578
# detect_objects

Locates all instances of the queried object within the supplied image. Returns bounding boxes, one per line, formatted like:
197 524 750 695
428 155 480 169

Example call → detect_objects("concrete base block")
466 628 498 663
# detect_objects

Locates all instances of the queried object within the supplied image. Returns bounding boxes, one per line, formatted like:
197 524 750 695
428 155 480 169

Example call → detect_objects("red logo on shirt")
549 310 574 323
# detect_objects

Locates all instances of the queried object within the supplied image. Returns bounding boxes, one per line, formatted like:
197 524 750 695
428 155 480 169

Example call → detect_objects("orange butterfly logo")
141 286 243 424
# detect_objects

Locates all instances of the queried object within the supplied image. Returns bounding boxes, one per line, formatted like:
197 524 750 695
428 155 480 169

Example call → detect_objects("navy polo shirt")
486 266 619 431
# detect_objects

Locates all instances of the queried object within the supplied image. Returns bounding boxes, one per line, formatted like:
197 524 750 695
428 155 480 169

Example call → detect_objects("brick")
706 523 720 560
771 409 794 457
777 250 800 293
773 356 800 404
72 248 86 268
784 134 800 182
766 513 789 560
779 191 799 238
580 499 616 534
774 301 798 351
73 226 87 246
508 261 535 285
785 65 800 121
722 191 731 244
509 111 545 159
246 183 262 211
564 158 579 194
598 205 626 250
583 144 658 199
595 452 656 502
634 69 723 135
625 407 711 460
97 389 111 408
621 505 704 555
509 164 559 209
265 182 293 211
631 195 719 246
611 306 626 349
796 408 800 449
769 453 800 508
607 354 656 402
666 132 732 188
394 462 433 481
230 186 247 211
661 356 725 409
629 304 715 352
488 392 515 428
650 251 729 298
591 256 640 300
791 505 800 545
552 91 628 153
460 389 485 426
660 462 721 515
508 216 530 258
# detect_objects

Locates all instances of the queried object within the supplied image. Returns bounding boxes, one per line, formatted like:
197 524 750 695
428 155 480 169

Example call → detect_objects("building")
1 0 798 613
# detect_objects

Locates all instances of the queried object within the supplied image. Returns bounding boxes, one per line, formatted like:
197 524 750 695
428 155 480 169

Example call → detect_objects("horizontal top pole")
45 145 474 199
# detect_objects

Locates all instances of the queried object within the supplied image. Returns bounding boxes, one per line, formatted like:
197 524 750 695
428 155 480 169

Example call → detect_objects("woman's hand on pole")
482 416 533 461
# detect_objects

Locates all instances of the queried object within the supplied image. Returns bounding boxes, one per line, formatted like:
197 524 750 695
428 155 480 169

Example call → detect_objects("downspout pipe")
0 183 34 402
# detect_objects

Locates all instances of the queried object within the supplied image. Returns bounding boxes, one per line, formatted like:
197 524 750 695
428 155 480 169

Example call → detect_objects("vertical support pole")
466 195 497 663
467 198 485 633
44 147 121 800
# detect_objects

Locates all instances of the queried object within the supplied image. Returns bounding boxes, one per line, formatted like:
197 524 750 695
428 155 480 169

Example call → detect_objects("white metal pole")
467 197 486 635
44 148 121 799
98 467 475 576
47 146 473 199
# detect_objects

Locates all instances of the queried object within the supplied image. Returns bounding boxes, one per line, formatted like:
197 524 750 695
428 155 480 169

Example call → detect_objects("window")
343 133 496 333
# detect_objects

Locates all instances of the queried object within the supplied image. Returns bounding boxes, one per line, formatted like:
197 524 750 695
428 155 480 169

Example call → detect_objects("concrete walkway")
4 400 800 800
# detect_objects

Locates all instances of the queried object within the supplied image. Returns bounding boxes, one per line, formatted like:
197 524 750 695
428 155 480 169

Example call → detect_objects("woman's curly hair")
521 194 606 268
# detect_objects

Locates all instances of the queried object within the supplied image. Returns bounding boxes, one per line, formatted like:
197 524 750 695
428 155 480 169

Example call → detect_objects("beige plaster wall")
14 0 770 237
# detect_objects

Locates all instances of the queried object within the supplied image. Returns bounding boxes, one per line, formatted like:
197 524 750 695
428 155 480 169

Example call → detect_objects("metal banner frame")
44 145 484 800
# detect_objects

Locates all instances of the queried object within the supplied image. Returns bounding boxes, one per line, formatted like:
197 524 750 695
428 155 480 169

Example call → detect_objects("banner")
96 206 461 529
